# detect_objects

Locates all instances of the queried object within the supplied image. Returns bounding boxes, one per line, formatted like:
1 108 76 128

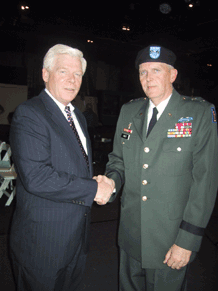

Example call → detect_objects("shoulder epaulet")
128 97 146 103
182 96 206 103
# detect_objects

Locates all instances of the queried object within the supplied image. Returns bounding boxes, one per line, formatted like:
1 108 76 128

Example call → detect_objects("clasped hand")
93 175 115 205
163 244 192 270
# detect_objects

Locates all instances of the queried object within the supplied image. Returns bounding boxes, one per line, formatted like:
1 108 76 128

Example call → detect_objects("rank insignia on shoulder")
128 97 144 103
211 107 217 123
191 97 205 102
178 117 193 122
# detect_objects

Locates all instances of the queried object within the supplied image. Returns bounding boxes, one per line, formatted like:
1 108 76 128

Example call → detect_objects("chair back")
0 141 11 169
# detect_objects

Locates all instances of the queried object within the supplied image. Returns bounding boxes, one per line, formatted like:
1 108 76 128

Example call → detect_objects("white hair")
167 64 174 70
43 44 87 74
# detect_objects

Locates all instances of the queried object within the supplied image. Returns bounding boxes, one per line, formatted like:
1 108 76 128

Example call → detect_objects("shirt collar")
149 94 172 117
45 88 75 113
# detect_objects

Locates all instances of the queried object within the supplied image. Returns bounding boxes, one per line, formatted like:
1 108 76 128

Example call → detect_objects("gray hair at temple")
43 44 87 74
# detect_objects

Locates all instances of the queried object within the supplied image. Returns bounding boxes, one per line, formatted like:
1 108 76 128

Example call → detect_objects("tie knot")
65 106 71 114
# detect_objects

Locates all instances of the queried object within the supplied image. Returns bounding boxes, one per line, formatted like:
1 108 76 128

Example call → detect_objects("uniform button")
144 147 150 153
177 147 182 152
142 196 148 201
143 164 149 169
142 180 148 185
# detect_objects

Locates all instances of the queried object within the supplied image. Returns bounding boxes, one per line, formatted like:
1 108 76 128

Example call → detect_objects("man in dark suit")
9 44 113 291
96 45 218 290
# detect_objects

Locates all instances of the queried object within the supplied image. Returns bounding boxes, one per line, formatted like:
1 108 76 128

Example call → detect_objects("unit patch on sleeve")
211 107 217 123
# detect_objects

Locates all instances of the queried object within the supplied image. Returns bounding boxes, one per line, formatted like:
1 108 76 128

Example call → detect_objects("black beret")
135 45 176 69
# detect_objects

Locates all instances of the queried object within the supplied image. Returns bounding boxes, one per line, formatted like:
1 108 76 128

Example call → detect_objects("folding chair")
0 141 11 170
0 142 17 206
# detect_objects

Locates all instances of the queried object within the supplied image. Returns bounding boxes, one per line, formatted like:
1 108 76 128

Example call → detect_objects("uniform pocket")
121 134 137 169
163 138 192 152
159 138 193 176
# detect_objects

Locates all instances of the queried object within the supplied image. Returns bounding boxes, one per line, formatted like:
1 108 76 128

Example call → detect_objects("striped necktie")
64 106 89 169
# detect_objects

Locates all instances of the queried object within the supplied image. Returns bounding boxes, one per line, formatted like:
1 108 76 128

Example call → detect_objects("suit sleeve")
175 103 218 251
10 103 97 206
105 106 126 201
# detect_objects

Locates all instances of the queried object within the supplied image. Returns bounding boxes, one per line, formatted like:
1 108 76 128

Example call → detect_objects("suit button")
142 180 148 185
142 196 148 201
144 147 150 153
143 164 149 169
177 147 182 152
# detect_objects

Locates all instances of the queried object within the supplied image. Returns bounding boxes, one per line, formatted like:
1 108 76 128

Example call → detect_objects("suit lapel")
40 91 90 172
74 107 91 155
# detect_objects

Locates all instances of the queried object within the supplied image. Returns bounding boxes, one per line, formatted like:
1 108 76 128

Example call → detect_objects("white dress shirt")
147 94 172 131
45 89 88 154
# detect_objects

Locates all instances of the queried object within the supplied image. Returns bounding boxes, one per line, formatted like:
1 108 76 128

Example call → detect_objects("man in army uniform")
95 45 218 290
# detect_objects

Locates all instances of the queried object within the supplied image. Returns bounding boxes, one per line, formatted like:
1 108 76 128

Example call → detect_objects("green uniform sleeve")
105 106 126 201
175 103 218 251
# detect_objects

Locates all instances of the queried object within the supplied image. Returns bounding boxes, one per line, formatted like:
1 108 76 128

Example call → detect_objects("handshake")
93 175 115 206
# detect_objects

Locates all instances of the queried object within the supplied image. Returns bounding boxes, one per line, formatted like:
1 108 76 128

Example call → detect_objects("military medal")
123 128 132 134
122 123 133 139
123 123 133 134
167 118 193 138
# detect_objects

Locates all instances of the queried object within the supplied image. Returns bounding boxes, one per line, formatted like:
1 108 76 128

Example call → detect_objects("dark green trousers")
119 249 195 291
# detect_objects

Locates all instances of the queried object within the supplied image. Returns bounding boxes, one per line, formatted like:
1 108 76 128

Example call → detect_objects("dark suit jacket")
106 89 218 269
9 90 97 271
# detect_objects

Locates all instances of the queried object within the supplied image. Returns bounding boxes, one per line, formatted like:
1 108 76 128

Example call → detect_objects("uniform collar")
148 94 172 119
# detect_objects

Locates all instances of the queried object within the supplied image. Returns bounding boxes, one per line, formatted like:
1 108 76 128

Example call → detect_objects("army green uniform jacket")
106 89 218 269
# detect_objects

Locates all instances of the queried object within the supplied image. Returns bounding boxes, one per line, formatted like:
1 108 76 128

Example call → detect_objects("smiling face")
139 62 178 106
42 54 83 106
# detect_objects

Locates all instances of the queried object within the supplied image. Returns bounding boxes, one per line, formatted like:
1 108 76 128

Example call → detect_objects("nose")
146 71 152 82
69 73 75 83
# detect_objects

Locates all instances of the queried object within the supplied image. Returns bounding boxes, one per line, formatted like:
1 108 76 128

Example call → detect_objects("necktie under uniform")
64 106 89 169
147 107 158 137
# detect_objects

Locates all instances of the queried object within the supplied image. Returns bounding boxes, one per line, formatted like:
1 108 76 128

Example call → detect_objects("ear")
170 69 178 84
42 68 49 83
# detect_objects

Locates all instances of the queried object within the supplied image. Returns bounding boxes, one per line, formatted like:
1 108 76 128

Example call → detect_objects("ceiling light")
122 26 130 31
159 3 172 14
21 6 29 10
